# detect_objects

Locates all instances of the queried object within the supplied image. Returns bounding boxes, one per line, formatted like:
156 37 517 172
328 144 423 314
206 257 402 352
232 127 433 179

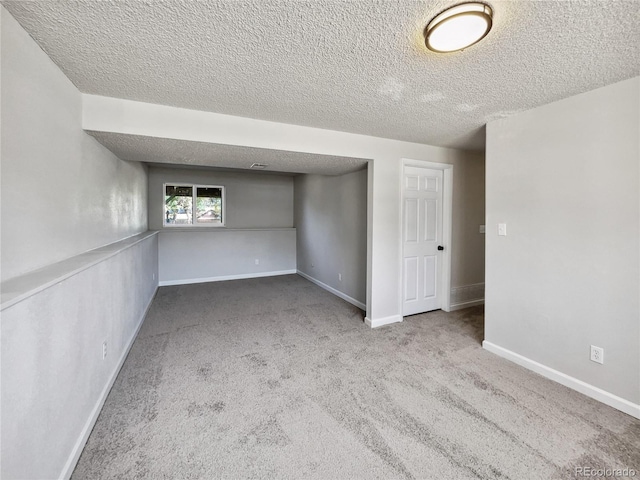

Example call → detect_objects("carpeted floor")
72 274 639 479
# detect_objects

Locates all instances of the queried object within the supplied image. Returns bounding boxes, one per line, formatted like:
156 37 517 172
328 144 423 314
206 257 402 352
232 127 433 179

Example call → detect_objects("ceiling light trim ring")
425 3 493 53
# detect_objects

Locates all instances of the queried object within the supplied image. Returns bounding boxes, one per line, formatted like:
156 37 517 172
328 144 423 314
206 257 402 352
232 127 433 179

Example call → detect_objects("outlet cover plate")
590 345 604 364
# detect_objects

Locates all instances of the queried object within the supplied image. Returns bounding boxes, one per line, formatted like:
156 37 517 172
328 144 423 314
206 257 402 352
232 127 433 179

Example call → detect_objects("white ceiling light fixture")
425 3 493 53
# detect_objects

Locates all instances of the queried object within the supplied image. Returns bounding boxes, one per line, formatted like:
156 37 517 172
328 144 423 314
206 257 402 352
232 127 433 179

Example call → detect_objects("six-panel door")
402 166 443 316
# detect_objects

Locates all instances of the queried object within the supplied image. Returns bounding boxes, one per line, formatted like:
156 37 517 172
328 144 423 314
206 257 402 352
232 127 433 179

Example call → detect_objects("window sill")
156 227 295 232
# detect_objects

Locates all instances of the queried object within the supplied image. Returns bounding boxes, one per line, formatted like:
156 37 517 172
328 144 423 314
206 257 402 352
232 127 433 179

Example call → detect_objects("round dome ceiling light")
425 3 493 53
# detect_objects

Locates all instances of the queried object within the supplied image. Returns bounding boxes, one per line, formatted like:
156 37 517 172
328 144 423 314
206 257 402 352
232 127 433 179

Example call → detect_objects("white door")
402 166 444 316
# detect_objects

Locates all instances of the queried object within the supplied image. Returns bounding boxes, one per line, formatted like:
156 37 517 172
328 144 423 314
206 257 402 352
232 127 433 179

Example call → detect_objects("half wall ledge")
0 231 159 311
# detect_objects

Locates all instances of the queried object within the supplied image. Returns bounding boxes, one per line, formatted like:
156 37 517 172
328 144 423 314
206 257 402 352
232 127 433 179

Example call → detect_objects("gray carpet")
73 275 639 479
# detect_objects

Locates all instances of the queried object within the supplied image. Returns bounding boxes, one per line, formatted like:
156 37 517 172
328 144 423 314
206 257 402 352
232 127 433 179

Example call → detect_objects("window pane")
196 187 222 224
165 185 193 225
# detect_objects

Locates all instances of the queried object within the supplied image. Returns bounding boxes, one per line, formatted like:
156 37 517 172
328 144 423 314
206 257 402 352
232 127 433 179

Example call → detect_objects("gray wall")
294 160 486 309
84 93 488 326
450 151 485 290
1 9 147 283
149 166 296 283
1 8 157 479
1 235 158 480
294 169 368 305
148 166 293 230
485 76 640 404
159 229 295 284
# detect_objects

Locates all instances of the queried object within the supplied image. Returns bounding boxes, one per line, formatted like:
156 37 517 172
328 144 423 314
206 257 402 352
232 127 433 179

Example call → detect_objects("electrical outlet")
255 259 259 265
590 345 604 364
338 273 342 282
102 341 107 360
498 223 507 236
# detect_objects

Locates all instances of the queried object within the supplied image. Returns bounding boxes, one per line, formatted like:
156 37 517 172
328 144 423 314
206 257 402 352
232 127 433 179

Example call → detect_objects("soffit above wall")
87 131 368 176
3 1 639 152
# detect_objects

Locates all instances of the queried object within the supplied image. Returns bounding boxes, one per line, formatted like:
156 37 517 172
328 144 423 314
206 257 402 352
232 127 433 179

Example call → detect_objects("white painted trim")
441 167 453 312
159 269 297 286
296 270 366 310
59 286 159 480
400 159 453 314
482 341 640 420
449 299 485 311
163 182 226 228
365 314 404 328
365 159 374 321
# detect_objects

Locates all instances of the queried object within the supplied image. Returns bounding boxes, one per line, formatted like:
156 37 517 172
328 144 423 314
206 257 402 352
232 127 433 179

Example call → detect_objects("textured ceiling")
87 131 369 176
3 0 640 153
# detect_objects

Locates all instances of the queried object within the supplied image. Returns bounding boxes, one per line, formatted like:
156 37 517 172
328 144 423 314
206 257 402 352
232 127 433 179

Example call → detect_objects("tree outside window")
164 184 224 226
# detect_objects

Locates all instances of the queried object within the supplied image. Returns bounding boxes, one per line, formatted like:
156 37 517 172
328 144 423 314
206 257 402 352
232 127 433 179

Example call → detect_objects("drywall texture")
1 234 158 480
485 76 640 404
89 132 368 175
159 230 295 284
294 170 368 305
1 11 156 479
148 166 293 230
5 1 640 150
0 7 148 282
450 151 486 289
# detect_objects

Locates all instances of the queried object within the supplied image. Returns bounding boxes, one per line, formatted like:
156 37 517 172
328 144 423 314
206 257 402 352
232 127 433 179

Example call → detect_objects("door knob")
437 245 444 251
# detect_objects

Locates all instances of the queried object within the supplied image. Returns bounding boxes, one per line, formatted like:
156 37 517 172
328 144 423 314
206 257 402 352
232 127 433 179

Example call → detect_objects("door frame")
400 159 453 313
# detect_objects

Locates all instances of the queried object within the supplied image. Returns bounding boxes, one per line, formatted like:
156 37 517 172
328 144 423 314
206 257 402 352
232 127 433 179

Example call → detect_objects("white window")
164 184 225 227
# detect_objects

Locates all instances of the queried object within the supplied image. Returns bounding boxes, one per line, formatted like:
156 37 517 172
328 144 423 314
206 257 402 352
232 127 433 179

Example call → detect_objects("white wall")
1 8 157 478
294 169 368 307
83 95 485 324
485 77 640 412
1 9 148 283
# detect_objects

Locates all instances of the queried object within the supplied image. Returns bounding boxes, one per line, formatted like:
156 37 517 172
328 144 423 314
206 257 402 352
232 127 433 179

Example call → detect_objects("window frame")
163 183 226 228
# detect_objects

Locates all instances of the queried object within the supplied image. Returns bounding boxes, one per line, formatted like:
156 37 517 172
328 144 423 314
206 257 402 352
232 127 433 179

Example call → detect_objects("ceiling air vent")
250 163 268 169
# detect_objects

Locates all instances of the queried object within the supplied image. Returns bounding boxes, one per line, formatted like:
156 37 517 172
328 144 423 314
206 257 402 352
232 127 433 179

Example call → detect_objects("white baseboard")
159 269 297 286
482 341 640 420
59 286 159 480
364 314 403 329
296 270 366 310
450 282 484 311
449 299 484 311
